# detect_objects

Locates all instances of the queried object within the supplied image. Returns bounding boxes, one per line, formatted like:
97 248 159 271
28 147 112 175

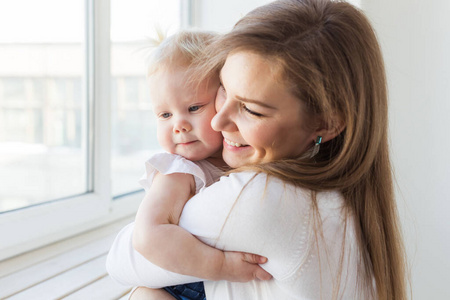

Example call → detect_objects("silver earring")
310 136 322 158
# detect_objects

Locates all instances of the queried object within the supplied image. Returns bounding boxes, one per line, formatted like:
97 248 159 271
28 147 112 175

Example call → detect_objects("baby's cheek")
156 128 172 152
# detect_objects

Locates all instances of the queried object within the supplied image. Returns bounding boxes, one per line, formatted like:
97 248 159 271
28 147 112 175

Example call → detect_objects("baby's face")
149 67 223 161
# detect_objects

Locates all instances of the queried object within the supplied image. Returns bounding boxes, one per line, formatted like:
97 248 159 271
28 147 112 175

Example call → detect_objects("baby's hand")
219 251 272 282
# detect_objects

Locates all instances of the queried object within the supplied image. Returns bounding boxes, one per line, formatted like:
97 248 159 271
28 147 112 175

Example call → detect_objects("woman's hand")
219 251 272 282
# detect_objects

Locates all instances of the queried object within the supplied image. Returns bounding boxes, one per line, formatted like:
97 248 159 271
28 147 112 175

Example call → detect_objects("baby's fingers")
241 253 272 281
254 266 272 281
241 253 268 264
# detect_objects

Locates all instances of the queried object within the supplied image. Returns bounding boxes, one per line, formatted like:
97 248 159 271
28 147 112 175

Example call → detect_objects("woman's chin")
223 152 251 168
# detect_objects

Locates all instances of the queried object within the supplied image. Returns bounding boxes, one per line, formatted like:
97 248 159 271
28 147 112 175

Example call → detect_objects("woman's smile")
224 138 248 148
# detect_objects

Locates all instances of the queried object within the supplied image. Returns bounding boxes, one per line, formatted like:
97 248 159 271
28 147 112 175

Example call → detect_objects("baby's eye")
189 105 202 112
219 83 227 95
160 112 172 119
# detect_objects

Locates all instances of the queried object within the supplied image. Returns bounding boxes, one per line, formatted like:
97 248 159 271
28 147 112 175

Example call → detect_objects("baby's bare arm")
132 172 271 282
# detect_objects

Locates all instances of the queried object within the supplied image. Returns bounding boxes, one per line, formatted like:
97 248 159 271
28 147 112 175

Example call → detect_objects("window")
0 0 188 260
0 0 87 212
110 0 182 197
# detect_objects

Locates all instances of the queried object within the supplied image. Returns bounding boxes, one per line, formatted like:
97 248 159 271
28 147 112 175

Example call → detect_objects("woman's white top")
106 154 362 299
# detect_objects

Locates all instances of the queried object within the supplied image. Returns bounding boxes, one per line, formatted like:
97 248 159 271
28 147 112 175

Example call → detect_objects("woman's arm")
132 172 271 281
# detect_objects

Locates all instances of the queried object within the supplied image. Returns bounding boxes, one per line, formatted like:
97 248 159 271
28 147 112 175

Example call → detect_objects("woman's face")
212 51 318 168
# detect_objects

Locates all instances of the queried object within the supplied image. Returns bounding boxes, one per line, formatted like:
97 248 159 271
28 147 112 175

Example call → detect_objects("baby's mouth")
177 140 197 145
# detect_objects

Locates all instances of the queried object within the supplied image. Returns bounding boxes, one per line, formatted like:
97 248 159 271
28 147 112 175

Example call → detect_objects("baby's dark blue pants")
164 282 206 300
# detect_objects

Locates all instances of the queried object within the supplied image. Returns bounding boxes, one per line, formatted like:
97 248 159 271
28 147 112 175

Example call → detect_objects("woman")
107 0 407 299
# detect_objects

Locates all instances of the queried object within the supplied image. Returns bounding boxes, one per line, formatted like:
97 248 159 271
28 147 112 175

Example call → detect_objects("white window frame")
0 0 192 261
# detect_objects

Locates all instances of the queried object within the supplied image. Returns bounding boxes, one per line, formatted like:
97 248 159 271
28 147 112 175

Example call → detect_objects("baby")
128 31 271 300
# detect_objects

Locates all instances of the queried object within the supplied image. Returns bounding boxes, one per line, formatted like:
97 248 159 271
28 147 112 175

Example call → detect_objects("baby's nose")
173 119 192 133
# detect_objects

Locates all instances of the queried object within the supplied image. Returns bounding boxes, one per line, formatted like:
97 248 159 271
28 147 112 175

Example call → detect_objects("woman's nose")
173 119 192 133
211 101 237 132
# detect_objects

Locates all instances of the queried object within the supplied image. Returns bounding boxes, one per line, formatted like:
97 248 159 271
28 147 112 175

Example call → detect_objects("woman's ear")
314 113 346 143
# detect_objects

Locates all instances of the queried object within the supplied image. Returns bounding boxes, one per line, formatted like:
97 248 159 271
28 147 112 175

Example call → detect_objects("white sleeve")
105 222 205 288
139 152 209 194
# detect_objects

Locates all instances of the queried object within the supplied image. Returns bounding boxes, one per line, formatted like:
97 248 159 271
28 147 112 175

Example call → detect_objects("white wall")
362 0 450 298
192 0 272 32
192 0 360 32
197 0 450 298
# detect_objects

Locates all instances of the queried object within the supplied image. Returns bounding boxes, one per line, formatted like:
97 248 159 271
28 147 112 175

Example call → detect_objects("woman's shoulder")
226 171 345 212
229 171 338 194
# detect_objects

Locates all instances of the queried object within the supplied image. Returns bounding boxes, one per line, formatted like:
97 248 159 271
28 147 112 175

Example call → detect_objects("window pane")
110 0 181 196
0 0 87 212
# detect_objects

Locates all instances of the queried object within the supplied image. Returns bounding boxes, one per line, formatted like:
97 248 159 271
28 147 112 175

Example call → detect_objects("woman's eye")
189 105 202 112
160 112 172 119
243 104 264 117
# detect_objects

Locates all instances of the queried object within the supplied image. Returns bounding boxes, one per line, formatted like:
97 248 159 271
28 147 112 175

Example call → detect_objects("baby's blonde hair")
146 30 218 76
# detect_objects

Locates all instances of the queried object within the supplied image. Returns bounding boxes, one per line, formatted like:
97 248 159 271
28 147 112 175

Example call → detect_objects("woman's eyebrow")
219 71 276 110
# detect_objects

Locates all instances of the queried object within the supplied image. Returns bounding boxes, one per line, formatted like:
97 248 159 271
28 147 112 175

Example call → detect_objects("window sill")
0 215 135 299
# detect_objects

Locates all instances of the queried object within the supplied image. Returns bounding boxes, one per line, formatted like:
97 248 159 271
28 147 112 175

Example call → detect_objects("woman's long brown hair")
195 0 407 298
